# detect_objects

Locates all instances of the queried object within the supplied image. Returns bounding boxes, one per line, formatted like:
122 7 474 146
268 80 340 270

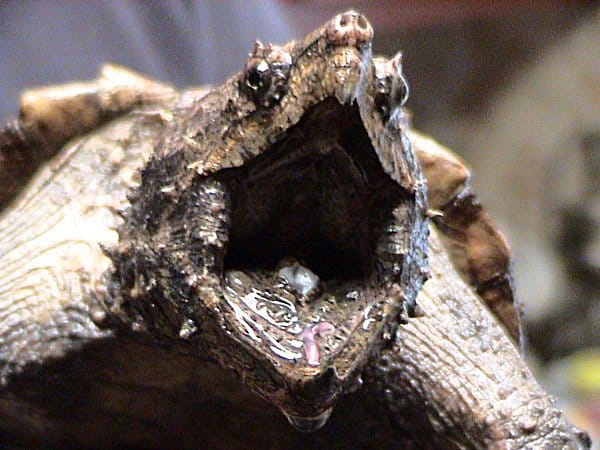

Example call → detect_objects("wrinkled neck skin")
106 12 428 429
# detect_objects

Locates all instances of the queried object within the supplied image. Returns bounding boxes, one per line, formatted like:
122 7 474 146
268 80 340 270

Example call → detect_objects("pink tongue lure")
301 322 336 366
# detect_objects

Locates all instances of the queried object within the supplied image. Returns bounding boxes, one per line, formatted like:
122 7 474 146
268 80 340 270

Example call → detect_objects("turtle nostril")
327 12 373 48
357 15 368 30
337 12 368 30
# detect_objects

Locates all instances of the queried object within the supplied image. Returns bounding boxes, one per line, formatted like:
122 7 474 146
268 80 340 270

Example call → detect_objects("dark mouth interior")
217 99 403 282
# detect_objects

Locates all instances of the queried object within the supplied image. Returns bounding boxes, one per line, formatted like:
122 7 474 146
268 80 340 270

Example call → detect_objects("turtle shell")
410 130 522 344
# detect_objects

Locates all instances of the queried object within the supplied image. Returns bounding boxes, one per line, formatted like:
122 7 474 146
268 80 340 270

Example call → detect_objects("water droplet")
282 407 333 432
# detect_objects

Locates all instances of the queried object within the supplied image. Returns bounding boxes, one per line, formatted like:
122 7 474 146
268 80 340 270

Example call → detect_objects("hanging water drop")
282 407 333 432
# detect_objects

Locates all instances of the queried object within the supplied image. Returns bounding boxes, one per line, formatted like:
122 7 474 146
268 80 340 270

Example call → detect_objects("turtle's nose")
326 11 373 48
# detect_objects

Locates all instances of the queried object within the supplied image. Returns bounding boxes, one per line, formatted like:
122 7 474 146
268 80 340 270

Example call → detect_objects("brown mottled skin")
0 11 590 449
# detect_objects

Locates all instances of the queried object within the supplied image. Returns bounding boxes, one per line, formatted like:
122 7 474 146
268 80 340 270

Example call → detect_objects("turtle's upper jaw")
213 98 413 425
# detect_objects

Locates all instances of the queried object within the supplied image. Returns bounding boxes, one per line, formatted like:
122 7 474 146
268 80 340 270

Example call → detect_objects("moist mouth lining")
216 98 404 284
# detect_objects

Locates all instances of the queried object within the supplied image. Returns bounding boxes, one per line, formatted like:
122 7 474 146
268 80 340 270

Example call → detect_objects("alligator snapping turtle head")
113 11 428 431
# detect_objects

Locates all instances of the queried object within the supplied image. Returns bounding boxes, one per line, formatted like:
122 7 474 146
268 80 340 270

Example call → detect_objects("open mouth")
214 98 408 369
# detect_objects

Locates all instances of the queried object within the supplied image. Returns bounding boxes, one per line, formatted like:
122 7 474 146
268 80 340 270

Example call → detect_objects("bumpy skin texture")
0 65 176 210
366 228 588 449
0 11 590 449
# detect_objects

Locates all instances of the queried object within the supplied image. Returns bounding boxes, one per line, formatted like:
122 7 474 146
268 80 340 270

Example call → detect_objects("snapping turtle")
0 11 590 449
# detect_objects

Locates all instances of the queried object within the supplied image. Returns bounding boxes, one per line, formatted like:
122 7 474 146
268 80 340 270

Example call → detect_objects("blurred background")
1 0 598 443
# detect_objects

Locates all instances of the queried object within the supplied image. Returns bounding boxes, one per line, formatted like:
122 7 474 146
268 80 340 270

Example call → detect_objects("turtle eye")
373 73 393 122
243 46 292 109
246 60 271 92
374 91 391 121
372 61 409 123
